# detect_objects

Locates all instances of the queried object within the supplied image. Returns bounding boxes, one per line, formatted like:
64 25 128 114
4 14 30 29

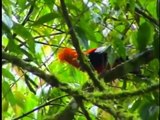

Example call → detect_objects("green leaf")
139 103 159 120
33 12 59 26
110 0 126 10
75 26 89 49
7 39 22 54
136 22 153 52
128 0 135 12
113 38 126 58
21 48 34 61
2 99 9 112
78 17 98 42
148 59 159 76
44 0 55 11
17 0 26 7
2 81 16 106
2 0 12 16
12 23 35 53
106 46 117 65
3 22 22 55
2 22 13 39
14 91 26 109
2 68 16 82
17 0 28 13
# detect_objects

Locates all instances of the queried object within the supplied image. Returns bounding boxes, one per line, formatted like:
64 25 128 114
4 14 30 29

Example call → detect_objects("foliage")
2 0 159 120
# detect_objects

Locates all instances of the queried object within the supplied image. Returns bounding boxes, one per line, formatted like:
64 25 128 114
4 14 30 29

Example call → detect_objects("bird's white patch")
95 46 107 53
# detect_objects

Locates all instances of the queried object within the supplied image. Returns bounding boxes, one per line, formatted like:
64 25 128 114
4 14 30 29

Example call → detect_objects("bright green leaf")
2 0 12 17
2 99 9 112
44 0 55 11
2 81 16 106
2 68 16 82
14 91 26 109
17 0 27 12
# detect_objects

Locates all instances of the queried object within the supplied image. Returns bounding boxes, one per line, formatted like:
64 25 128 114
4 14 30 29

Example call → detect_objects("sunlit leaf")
12 104 23 116
2 0 12 16
2 81 16 106
14 91 26 109
2 68 16 82
2 99 9 112
17 0 27 12
44 0 55 11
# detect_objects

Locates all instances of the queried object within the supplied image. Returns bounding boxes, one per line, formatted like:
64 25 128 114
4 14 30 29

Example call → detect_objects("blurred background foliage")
2 0 159 120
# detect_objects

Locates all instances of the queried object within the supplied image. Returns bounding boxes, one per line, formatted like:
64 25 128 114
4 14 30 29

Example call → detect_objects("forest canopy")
2 0 159 120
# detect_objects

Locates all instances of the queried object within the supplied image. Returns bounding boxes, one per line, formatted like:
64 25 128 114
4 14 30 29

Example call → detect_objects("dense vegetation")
2 0 159 120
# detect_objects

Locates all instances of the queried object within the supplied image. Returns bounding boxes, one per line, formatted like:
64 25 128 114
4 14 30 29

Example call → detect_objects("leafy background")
2 0 159 120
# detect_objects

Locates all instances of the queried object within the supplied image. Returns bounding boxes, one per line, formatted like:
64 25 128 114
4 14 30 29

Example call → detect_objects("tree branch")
100 48 155 82
2 51 62 87
60 0 104 91
86 83 159 100
75 97 92 120
13 95 69 120
135 7 159 27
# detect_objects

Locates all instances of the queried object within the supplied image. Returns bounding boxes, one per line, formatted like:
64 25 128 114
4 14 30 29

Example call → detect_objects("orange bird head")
58 48 80 68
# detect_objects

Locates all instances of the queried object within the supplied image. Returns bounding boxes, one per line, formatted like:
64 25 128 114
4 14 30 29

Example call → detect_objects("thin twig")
13 95 69 120
33 32 65 39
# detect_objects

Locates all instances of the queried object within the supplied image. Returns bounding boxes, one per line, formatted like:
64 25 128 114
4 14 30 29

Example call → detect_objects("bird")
58 47 125 74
